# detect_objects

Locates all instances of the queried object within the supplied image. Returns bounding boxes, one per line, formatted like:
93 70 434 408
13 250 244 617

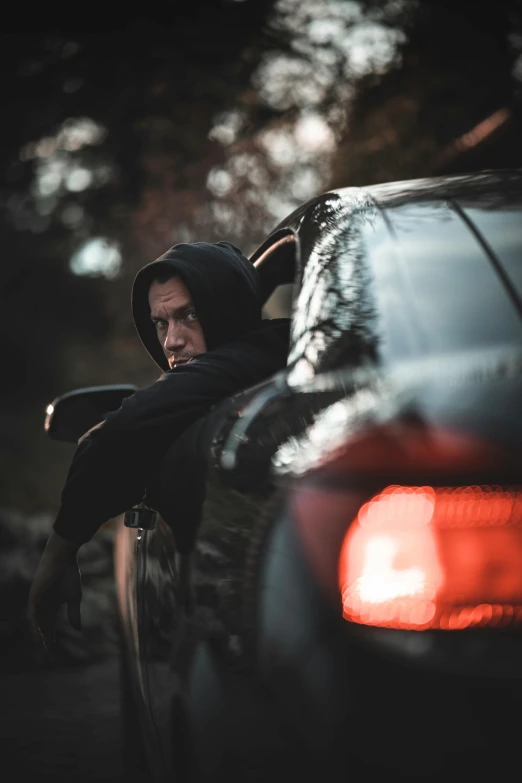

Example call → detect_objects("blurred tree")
1 0 519 514
1 2 282 510
328 0 522 186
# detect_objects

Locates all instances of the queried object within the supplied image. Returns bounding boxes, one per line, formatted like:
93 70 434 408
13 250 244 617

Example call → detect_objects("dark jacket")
53 242 290 544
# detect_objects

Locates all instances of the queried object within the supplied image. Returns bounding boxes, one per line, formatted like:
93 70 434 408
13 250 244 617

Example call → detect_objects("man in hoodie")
27 241 290 656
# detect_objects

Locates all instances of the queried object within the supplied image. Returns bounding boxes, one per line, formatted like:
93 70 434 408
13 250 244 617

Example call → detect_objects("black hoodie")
53 242 290 544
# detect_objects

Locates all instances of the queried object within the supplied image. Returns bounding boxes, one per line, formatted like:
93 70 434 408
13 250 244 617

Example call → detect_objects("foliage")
1 0 521 512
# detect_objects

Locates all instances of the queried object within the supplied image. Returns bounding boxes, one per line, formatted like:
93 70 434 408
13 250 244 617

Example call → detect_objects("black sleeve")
53 326 289 544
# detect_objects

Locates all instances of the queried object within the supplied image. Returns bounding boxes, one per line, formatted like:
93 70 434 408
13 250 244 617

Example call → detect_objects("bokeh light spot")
70 238 121 279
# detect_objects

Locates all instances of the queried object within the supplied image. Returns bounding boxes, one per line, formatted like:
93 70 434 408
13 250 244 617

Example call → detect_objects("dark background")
2 0 522 516
0 1 521 776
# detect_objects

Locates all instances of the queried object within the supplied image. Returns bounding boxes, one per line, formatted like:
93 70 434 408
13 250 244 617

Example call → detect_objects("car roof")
333 168 522 210
253 168 522 309
260 168 522 237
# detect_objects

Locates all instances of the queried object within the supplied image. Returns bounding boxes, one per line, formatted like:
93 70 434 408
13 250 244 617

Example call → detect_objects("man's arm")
53 336 281 542
27 353 251 659
27 530 82 661
27 321 289 658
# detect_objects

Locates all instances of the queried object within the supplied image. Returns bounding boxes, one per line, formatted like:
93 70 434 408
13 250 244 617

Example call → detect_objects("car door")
125 228 300 776
137 380 297 775
136 518 184 774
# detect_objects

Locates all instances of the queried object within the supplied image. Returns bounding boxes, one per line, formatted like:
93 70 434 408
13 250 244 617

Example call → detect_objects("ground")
0 512 135 782
0 657 130 783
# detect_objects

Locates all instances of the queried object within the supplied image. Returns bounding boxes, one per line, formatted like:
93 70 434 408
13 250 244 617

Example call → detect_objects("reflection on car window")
288 194 381 383
287 195 522 383
458 206 522 303
371 201 522 365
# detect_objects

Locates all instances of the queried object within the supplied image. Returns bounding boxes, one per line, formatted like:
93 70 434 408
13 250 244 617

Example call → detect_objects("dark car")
46 169 522 782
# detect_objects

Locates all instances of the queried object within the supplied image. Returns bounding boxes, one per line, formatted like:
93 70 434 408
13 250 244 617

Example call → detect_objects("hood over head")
132 241 262 371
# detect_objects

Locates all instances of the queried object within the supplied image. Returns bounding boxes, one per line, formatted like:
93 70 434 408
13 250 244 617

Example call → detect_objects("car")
45 168 522 782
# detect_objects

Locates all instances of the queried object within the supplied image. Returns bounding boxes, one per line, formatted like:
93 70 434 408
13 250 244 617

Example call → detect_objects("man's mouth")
170 357 193 368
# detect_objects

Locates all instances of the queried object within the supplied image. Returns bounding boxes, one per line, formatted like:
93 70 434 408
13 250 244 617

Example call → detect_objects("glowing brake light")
338 485 522 631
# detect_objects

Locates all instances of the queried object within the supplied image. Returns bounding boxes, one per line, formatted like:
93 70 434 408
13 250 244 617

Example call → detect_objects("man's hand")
27 531 82 662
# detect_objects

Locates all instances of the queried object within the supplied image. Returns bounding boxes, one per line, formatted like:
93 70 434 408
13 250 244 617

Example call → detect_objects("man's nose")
164 323 186 353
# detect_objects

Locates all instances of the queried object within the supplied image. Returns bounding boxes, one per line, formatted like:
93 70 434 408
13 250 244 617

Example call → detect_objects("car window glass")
370 201 522 365
457 206 522 302
360 210 422 362
263 282 295 319
287 198 382 381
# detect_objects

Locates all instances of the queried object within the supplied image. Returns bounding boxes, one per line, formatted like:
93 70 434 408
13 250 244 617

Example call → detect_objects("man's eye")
186 311 198 322
154 320 167 329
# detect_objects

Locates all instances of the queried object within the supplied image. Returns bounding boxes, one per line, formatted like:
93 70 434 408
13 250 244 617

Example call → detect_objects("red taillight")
338 485 522 630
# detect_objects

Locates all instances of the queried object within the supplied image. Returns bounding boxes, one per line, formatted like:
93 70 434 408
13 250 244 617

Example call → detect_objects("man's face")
148 276 207 369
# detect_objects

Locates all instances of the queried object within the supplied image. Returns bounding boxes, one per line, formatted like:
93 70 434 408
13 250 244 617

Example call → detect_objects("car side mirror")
44 384 138 443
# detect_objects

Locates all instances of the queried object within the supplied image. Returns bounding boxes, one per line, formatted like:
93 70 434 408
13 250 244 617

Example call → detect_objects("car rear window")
457 205 522 303
366 200 522 365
